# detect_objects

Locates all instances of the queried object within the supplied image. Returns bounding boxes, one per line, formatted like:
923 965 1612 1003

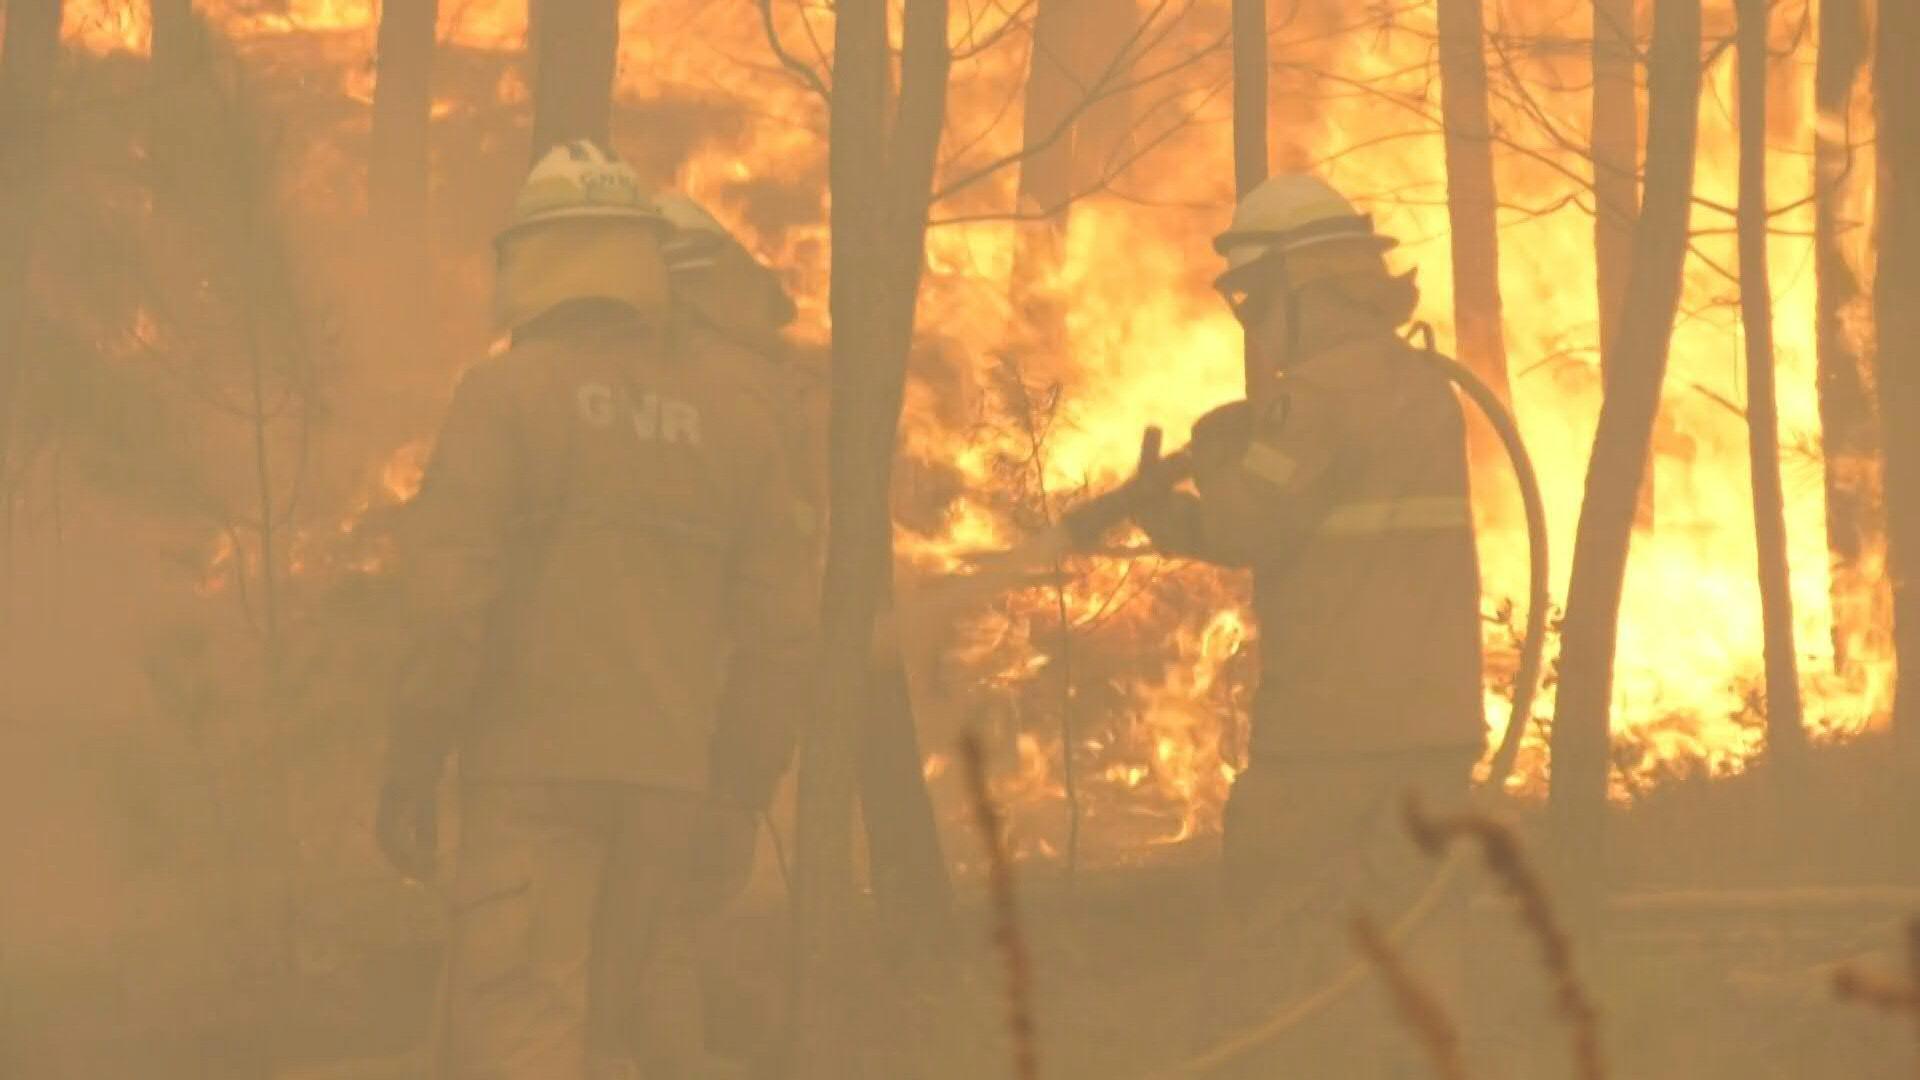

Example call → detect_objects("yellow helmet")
1212 174 1396 276
496 140 666 249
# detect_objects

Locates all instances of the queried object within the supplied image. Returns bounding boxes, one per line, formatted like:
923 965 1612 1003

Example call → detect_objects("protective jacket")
393 307 815 807
673 315 822 542
1143 330 1484 759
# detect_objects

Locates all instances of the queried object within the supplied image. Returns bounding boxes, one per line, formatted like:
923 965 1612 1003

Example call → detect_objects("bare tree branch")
758 0 830 101
930 0 1217 205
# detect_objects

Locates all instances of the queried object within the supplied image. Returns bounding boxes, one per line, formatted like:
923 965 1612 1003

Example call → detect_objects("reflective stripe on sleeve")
1241 440 1299 488
1319 495 1472 536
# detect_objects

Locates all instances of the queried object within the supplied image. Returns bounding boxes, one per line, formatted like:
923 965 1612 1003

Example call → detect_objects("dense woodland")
1 0 1919 1077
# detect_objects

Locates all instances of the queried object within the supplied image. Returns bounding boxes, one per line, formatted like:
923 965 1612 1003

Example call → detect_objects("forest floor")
8 735 1917 1079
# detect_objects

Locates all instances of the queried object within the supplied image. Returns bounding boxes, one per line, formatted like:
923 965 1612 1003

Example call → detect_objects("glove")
1188 400 1255 469
1134 487 1207 558
1063 427 1180 549
686 800 760 908
375 743 443 882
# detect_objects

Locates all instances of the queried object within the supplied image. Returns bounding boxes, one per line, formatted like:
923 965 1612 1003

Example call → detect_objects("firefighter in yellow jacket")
375 141 816 1079
1133 174 1485 1073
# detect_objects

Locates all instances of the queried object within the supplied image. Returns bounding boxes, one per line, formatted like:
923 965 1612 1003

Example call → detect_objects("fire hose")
875 330 1548 1073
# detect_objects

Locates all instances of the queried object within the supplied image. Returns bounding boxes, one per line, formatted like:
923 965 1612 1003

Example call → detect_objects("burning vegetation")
23 0 1901 857
2 0 1918 1077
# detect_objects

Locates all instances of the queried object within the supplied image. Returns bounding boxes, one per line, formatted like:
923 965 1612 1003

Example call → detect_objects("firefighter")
1133 174 1485 1073
374 141 815 1079
655 192 822 544
656 194 799 358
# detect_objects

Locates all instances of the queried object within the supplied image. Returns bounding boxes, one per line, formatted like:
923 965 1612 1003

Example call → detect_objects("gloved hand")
1134 487 1207 558
1188 399 1255 470
686 800 760 908
1064 427 1184 549
375 750 442 883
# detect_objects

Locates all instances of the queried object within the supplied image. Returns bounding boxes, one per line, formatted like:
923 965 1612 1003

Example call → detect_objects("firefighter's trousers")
1210 749 1477 1079
442 782 709 1080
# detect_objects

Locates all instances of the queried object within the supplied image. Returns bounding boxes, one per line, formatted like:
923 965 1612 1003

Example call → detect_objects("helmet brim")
495 206 670 250
1213 213 1397 259
1212 231 1401 297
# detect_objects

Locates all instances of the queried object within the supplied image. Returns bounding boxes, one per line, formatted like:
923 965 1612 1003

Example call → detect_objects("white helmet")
1213 174 1396 276
496 140 666 249
655 192 797 328
656 192 737 273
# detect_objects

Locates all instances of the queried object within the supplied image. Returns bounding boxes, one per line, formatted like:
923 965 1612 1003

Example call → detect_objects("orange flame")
73 0 1896 863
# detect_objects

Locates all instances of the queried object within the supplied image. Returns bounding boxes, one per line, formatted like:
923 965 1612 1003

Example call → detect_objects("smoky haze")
2 0 1917 1078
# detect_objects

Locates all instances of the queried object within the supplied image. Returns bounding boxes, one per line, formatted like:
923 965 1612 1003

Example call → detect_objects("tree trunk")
1011 0 1083 348
528 0 619 161
0 0 62 493
150 0 212 203
1230 0 1268 198
1010 0 1143 350
368 0 438 372
1815 0 1884 674
1017 0 1080 226
1007 0 1143 884
1436 0 1515 513
1013 0 1142 212
1068 1 1141 198
792 0 951 1072
1592 0 1638 370
1592 0 1653 529
370 0 437 240
1549 0 1699 943
857 657 953 945
1878 0 1920 744
1231 0 1268 399
1736 0 1807 787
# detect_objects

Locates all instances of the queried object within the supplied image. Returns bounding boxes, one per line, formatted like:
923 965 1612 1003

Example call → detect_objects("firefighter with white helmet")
376 140 815 1078
658 190 824 561
1131 173 1485 1074
657 192 800 348
490 139 673 331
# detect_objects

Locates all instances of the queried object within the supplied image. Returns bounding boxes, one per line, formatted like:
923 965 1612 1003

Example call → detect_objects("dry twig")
1350 912 1469 1080
960 731 1040 1080
1405 799 1605 1080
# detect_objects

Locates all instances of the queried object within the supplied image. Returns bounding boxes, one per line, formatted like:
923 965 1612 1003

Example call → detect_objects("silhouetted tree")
0 0 62 499
1230 0 1267 198
1437 0 1514 507
1878 0 1920 741
1736 0 1807 783
369 0 439 368
1592 0 1637 374
792 0 951 1072
1550 0 1699 940
1232 0 1267 399
528 0 619 161
1013 0 1140 346
1815 0 1885 673
370 0 437 241
151 0 214 203
1592 0 1653 528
